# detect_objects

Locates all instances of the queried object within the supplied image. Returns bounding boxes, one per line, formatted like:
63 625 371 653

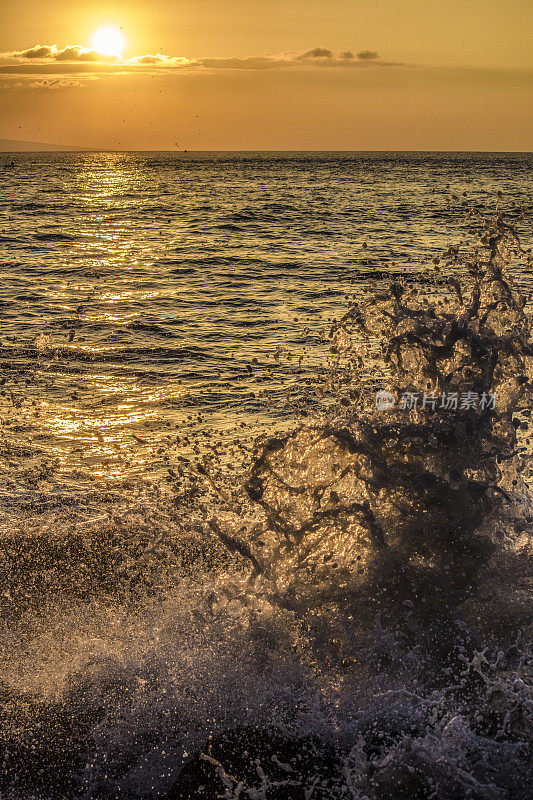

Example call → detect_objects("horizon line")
2 147 532 154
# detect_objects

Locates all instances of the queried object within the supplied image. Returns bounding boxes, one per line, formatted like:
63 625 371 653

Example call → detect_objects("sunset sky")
1 0 532 150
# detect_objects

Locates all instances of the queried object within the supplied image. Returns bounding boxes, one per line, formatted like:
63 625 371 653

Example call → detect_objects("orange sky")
1 0 532 150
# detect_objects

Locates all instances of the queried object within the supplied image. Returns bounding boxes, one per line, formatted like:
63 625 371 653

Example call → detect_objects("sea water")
0 152 531 799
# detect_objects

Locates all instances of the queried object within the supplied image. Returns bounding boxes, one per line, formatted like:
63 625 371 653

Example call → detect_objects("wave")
0 343 211 364
11 201 48 211
33 231 75 242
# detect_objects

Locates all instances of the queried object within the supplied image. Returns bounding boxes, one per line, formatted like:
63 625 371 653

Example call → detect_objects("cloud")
55 46 112 62
16 45 56 59
33 78 88 88
196 48 389 71
296 47 335 60
8 44 118 63
0 43 394 75
293 47 380 63
0 76 90 90
125 54 196 67
356 50 379 60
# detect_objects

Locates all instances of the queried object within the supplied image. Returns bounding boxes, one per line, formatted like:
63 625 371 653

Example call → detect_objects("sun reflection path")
0 155 194 489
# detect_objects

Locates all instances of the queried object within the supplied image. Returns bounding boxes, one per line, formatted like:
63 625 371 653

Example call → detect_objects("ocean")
0 151 532 799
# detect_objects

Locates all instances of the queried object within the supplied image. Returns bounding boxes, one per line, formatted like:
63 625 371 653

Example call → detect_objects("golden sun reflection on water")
26 123 192 486
36 387 165 481
24 156 179 481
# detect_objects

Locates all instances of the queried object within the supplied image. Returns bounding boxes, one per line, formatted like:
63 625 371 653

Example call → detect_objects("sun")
90 26 126 58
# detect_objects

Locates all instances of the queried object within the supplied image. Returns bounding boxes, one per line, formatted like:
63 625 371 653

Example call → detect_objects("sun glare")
91 26 126 58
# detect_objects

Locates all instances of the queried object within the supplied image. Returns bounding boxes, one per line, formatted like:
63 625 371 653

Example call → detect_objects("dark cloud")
293 48 380 63
17 45 56 59
9 44 117 63
296 47 334 60
125 54 195 67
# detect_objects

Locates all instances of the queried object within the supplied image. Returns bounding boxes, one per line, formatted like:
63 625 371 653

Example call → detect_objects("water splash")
209 214 532 631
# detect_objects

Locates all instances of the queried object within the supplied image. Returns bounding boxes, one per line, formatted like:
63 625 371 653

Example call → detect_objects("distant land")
0 138 92 152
